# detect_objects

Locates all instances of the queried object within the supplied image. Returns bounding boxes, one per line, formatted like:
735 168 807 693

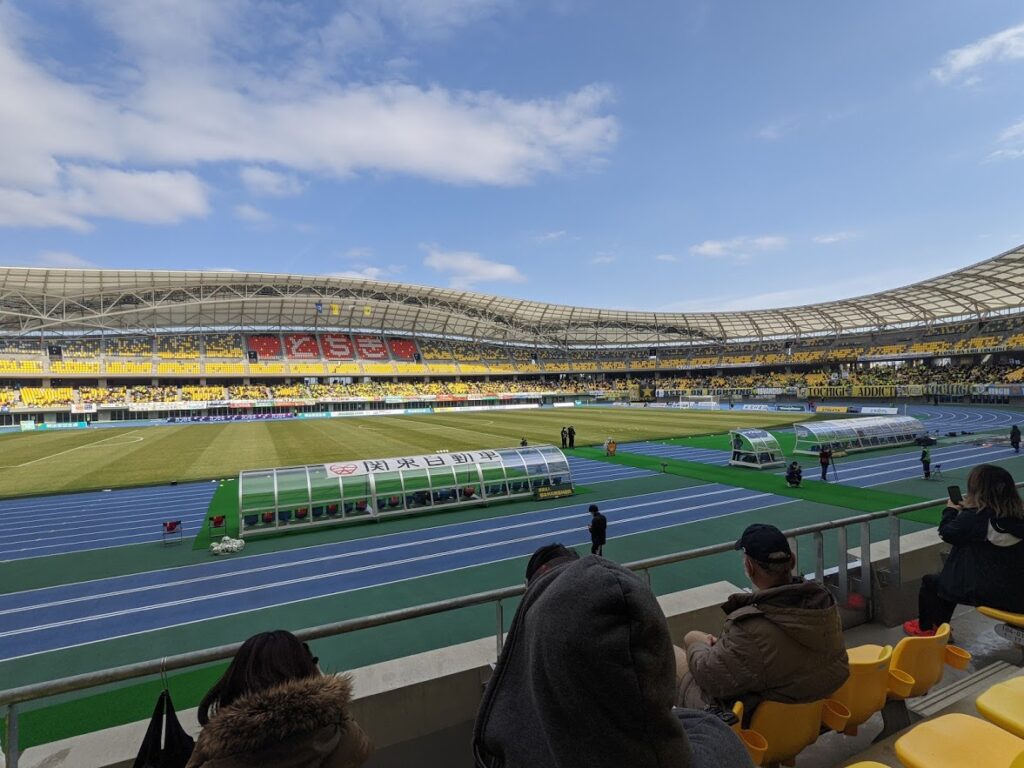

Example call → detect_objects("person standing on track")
818 446 832 482
1011 424 1021 454
921 445 932 479
588 504 607 555
567 425 576 449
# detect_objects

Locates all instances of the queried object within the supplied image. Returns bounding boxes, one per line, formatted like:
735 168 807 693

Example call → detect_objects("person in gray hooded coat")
473 552 752 768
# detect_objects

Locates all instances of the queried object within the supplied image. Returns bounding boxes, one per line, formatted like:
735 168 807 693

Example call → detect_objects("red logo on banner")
327 463 359 476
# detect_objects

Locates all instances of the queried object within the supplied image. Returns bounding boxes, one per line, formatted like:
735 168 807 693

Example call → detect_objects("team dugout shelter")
793 416 925 456
728 428 786 469
238 444 572 536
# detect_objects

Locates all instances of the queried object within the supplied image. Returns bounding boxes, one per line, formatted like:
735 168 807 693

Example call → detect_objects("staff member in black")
588 504 607 555
1012 424 1021 454
560 426 568 449
819 445 832 481
567 425 576 448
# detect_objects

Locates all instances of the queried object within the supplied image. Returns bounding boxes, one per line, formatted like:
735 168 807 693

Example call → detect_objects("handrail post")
888 514 902 585
813 531 825 584
5 703 19 768
787 536 799 577
836 525 849 604
495 600 504 657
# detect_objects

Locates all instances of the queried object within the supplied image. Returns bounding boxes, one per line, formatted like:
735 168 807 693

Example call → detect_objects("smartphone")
947 485 963 505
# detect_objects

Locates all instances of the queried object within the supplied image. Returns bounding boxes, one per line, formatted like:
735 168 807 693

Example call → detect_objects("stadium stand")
204 333 245 358
156 335 200 358
181 386 225 401
58 337 102 358
107 336 152 356
157 361 201 375
283 333 321 359
0 387 19 405
321 333 355 359
106 361 153 375
50 360 101 375
353 335 389 360
250 362 286 375
0 359 43 374
247 334 283 359
19 386 74 406
387 337 419 360
205 362 246 376
0 337 40 354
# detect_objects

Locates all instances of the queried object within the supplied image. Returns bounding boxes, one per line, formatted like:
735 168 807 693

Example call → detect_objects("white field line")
0 430 143 469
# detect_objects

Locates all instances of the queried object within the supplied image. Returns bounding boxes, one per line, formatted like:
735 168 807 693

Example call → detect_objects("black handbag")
133 689 195 768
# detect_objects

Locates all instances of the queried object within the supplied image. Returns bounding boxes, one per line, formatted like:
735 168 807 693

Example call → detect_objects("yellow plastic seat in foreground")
895 713 1024 768
748 698 850 766
890 623 971 698
979 606 1024 628
978 677 1024 740
843 763 891 768
832 644 915 735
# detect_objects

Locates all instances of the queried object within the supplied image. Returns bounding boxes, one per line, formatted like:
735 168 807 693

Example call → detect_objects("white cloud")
932 22 1024 84
756 119 795 142
240 166 304 197
422 244 525 288
0 2 617 229
344 247 375 260
689 235 787 261
536 230 567 242
233 204 271 223
589 254 615 265
330 266 388 280
987 118 1024 162
35 251 98 269
0 167 209 231
654 253 677 262
812 231 859 245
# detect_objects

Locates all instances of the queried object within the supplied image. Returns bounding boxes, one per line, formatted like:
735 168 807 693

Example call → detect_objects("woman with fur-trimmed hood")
186 630 372 768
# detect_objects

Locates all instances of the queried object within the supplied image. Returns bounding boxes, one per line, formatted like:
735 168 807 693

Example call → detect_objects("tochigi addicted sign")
324 449 506 478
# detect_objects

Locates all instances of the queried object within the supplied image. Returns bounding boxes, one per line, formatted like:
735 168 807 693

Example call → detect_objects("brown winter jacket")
678 580 849 713
185 674 372 768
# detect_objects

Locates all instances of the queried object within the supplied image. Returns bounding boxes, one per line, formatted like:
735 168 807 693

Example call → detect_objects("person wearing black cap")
675 523 848 715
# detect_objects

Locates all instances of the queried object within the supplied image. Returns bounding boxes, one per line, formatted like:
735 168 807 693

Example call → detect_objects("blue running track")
905 405 1024 433
614 443 731 464
0 483 791 661
0 483 217 562
566 455 655 484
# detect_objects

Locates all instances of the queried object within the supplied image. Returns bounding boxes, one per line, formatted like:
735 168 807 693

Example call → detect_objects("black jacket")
589 513 607 545
1012 426 1021 443
473 556 751 768
936 506 1024 611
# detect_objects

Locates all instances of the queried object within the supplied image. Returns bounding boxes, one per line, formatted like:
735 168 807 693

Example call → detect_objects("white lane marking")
0 488 777 639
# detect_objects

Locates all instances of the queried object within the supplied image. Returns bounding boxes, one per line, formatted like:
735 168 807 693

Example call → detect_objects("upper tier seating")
283 334 321 359
247 334 282 359
156 335 200 359
0 338 40 354
321 333 355 360
57 338 102 358
353 335 388 360
107 337 153 356
204 334 245 358
387 338 418 360
0 359 43 374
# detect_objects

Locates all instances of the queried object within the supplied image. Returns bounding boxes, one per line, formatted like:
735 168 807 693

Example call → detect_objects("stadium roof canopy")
2 244 1023 346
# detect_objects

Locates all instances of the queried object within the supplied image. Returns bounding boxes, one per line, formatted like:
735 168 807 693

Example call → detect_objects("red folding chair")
209 515 226 532
162 520 183 546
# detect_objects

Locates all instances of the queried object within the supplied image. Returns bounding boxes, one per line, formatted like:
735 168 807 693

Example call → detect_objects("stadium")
2 249 1024 768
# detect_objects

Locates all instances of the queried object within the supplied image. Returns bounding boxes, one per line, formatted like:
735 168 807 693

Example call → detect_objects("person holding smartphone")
904 464 1024 637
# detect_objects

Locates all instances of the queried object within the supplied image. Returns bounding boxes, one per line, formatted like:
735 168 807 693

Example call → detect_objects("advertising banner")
71 404 98 414
741 404 771 411
325 448 505 478
776 405 805 412
859 406 899 415
815 405 851 414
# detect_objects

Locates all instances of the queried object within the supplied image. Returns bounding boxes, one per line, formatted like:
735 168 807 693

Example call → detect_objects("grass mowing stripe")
191 481 240 550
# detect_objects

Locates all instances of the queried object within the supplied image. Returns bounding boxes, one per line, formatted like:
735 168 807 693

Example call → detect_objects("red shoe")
903 619 937 637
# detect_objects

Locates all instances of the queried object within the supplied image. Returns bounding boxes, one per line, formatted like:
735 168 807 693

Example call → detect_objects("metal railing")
0 493 972 767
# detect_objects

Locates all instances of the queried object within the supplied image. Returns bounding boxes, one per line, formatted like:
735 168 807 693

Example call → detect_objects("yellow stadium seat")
891 623 971 698
727 703 768 766
895 713 1024 768
843 764 891 768
832 645 915 735
977 677 1024 740
978 607 1024 629
747 698 850 766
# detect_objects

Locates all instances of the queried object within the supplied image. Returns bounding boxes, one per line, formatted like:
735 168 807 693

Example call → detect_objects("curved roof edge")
1 243 1022 342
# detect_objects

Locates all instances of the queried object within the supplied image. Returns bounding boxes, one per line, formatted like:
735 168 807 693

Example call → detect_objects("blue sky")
2 1 1024 312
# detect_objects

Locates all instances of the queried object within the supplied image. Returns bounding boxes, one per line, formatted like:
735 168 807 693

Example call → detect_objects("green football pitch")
0 408 809 497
